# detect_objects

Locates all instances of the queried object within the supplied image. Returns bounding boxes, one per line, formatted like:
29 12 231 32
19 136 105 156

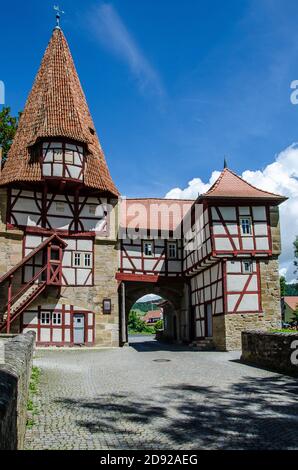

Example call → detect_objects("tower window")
144 241 154 257
42 141 84 180
84 253 91 267
240 217 252 236
242 260 253 273
74 252 82 267
168 242 177 259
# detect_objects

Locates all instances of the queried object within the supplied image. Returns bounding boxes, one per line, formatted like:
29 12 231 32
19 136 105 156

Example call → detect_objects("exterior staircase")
0 233 67 333
190 338 215 351
0 282 46 333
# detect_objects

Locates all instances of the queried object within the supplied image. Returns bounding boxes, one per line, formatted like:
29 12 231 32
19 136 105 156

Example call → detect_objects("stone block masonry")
0 332 35 449
224 259 282 350
241 330 298 377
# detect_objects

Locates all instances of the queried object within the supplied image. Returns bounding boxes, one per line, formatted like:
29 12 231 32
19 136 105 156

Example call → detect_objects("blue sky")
1 0 298 279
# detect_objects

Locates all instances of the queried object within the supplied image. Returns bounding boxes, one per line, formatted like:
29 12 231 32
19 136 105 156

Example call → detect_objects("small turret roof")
0 28 119 196
202 168 286 203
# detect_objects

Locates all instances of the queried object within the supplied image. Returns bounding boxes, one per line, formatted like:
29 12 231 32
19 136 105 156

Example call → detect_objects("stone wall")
224 258 282 350
0 332 35 450
241 330 298 376
212 315 226 351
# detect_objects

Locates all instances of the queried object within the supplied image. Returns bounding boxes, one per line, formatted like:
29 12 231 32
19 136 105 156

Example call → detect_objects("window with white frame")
42 142 84 179
40 312 51 325
52 312 62 325
144 241 154 257
242 260 253 273
73 252 92 268
84 253 91 267
74 252 82 267
240 216 252 236
167 242 177 260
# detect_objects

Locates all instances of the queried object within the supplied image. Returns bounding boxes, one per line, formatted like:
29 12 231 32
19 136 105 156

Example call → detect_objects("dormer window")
42 141 84 181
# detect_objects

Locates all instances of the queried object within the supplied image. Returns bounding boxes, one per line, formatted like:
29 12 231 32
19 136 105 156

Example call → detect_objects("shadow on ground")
56 374 298 449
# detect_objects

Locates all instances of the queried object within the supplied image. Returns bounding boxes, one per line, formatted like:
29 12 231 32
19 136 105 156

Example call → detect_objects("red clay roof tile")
202 168 286 202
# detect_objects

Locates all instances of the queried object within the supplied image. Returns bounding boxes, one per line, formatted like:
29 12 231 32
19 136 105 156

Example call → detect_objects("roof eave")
199 195 288 205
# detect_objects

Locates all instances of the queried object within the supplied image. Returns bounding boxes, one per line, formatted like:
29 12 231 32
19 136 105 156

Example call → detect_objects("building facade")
0 27 286 350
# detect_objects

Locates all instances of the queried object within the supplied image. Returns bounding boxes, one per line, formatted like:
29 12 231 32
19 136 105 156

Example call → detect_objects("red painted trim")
116 273 159 283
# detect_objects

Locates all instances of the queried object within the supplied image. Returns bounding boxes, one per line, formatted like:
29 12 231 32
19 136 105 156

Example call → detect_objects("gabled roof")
283 296 298 311
120 198 193 231
0 28 119 196
202 168 286 203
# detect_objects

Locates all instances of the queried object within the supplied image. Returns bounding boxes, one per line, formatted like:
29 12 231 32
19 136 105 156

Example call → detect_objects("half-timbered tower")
0 26 120 346
118 170 286 350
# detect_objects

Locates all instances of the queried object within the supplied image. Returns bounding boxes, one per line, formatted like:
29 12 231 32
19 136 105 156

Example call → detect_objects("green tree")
128 310 146 332
0 107 20 163
291 305 298 328
154 319 164 332
280 276 286 297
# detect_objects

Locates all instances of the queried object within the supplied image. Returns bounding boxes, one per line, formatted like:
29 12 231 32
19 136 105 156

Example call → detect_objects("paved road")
25 336 298 450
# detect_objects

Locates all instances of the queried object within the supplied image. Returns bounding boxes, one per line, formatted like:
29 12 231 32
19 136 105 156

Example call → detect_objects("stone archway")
119 279 187 345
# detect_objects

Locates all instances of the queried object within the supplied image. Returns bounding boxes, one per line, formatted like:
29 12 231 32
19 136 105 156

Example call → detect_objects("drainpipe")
121 282 127 345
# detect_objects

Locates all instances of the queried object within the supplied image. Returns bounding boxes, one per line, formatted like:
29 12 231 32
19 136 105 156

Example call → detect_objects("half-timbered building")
0 24 286 350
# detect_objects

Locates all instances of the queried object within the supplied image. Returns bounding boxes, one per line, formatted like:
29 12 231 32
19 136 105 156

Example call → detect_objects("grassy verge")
128 329 155 336
270 329 298 333
26 366 41 428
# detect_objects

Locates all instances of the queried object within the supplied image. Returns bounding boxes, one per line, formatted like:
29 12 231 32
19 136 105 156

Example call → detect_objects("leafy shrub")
154 319 164 332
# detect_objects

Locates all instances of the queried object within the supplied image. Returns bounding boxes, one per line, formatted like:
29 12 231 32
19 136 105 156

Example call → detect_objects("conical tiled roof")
0 28 119 196
202 168 286 202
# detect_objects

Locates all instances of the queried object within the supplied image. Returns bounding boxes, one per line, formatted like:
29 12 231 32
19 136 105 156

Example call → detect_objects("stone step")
190 338 215 351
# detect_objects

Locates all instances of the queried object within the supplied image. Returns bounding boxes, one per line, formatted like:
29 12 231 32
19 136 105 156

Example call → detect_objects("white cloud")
89 3 164 96
165 143 298 282
165 171 221 200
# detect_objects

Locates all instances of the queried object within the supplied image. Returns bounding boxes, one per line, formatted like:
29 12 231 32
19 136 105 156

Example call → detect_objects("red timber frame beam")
209 202 273 256
223 260 262 315
116 273 159 283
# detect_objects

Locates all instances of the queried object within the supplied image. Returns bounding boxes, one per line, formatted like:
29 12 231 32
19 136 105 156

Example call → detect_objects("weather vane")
54 5 65 29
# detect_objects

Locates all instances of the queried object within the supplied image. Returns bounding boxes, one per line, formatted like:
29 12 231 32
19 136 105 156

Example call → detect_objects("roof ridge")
122 197 194 202
203 167 286 200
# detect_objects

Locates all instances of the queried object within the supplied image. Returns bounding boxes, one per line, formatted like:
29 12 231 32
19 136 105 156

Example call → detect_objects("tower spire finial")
223 156 228 169
54 5 65 29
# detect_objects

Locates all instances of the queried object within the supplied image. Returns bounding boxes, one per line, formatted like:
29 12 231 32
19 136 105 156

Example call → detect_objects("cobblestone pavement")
25 336 298 450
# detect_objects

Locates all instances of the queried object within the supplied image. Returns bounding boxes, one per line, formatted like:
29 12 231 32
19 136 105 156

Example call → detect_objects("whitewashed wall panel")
211 205 271 256
120 239 182 276
183 203 212 274
226 260 260 313
9 190 109 235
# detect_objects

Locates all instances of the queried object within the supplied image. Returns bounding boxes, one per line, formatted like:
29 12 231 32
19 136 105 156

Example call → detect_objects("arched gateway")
0 24 286 350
